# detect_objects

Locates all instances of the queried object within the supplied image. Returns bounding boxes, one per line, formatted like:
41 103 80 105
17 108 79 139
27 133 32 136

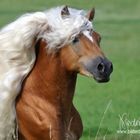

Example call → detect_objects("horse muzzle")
81 56 113 83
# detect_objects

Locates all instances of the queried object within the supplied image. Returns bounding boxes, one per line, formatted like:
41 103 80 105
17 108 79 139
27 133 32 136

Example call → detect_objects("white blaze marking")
83 30 93 42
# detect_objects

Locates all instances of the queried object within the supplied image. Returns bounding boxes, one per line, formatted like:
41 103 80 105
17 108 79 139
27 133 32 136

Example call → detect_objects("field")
0 0 140 139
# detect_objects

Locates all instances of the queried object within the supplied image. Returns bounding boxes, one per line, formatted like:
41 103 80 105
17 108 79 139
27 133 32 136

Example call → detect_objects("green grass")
0 0 140 139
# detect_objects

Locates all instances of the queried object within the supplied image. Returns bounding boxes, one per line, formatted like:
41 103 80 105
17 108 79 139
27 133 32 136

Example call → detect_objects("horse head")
58 6 113 82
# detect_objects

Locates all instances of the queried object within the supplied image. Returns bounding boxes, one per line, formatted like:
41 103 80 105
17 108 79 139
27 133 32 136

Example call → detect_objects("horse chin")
94 76 110 83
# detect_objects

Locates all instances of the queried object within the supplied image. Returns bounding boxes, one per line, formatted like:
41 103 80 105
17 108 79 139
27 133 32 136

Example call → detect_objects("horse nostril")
110 62 113 72
97 62 105 73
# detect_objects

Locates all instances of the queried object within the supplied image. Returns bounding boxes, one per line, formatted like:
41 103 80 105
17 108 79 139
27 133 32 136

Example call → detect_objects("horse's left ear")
86 8 95 21
61 5 70 17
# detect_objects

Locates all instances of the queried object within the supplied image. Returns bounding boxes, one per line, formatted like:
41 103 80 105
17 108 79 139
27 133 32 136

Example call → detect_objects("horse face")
60 8 113 83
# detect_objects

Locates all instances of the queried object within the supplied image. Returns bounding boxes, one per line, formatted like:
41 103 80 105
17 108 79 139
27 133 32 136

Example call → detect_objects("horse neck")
23 41 77 107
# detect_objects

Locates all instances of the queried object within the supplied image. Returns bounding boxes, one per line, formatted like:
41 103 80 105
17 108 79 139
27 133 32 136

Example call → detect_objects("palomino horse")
16 6 113 140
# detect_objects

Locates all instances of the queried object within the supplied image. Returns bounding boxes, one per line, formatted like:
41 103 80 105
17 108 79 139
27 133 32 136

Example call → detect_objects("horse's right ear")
86 8 95 21
61 5 70 18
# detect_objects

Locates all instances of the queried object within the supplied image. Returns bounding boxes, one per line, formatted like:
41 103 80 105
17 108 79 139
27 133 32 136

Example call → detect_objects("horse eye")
72 37 79 44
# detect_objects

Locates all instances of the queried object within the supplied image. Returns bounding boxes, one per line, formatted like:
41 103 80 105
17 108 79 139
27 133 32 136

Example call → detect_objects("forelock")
41 6 93 51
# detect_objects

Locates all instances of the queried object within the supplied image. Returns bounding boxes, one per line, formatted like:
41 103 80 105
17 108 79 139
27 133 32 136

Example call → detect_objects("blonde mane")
0 6 93 139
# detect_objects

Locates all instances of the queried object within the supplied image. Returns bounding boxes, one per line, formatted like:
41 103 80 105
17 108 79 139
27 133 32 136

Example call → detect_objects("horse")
15 6 113 140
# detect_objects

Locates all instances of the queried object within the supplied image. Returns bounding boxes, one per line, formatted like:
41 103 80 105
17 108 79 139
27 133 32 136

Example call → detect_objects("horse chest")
17 95 82 140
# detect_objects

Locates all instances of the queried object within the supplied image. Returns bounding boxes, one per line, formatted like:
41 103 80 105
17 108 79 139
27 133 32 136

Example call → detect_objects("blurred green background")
0 0 140 139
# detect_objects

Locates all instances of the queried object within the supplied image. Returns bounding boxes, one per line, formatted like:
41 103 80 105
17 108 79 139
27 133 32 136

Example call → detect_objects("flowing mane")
0 6 93 139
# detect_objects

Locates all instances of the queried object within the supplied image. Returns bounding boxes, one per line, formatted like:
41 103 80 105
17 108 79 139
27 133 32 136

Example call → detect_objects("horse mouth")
79 69 110 83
